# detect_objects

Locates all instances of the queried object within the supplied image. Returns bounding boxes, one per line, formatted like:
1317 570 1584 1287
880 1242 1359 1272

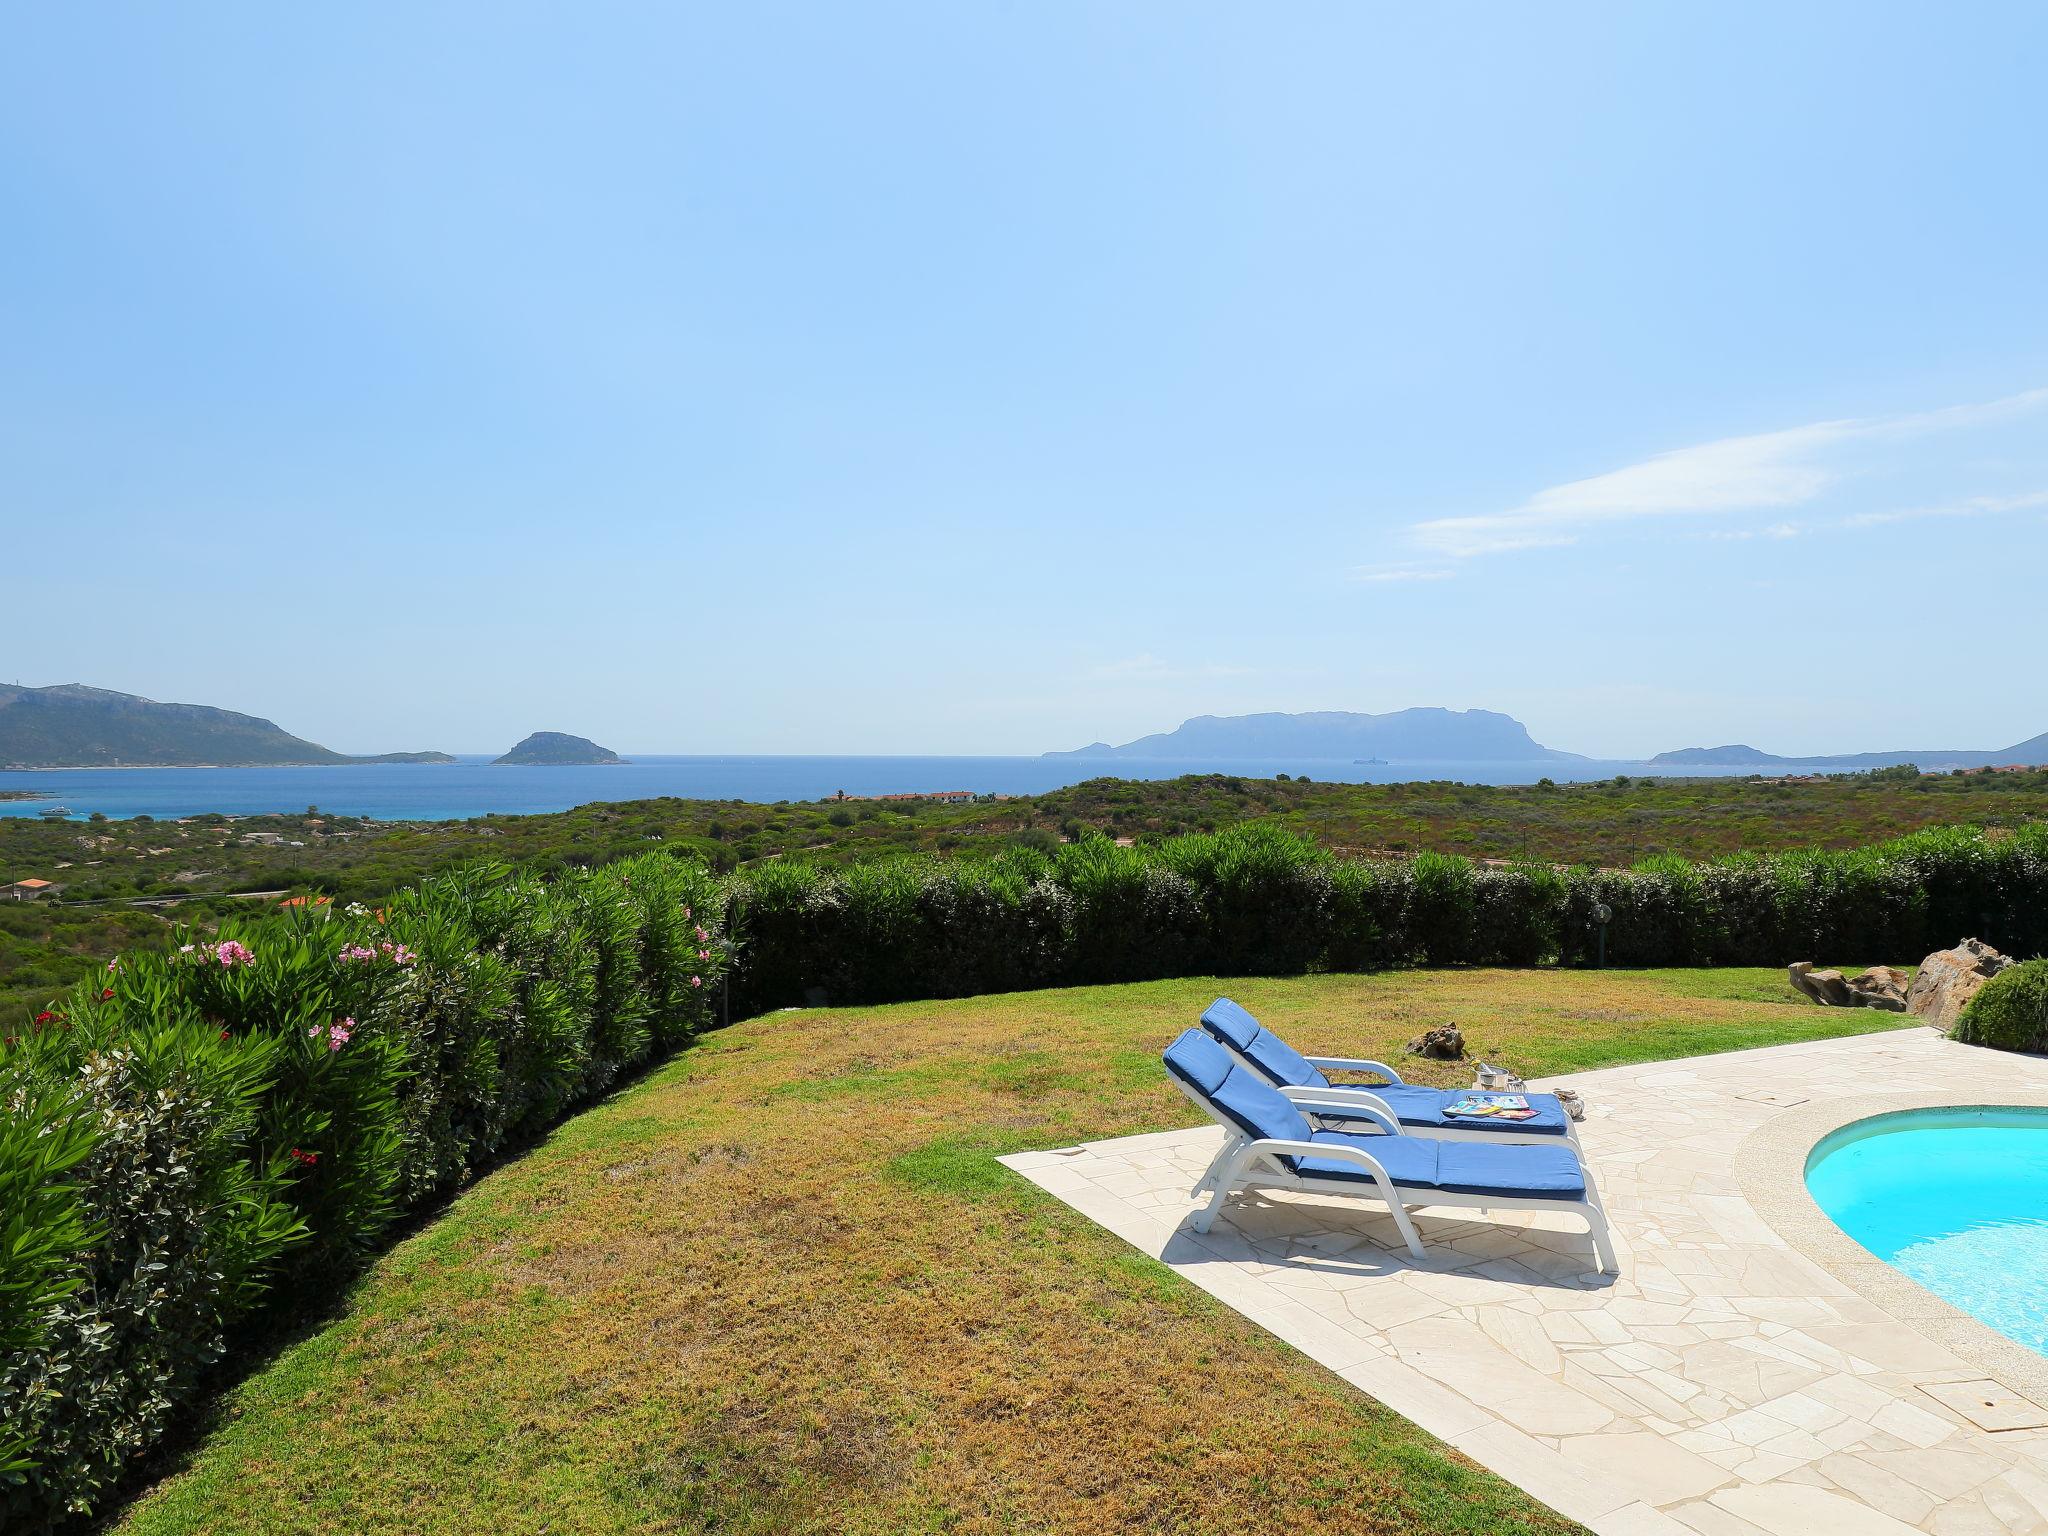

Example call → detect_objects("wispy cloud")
1409 387 2048 558
1706 521 1804 542
1839 488 2048 529
1351 561 1455 583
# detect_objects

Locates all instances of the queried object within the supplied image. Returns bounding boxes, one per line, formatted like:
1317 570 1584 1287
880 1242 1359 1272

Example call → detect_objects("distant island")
1049 708 1585 763
0 684 456 769
493 731 623 766
1651 730 2048 771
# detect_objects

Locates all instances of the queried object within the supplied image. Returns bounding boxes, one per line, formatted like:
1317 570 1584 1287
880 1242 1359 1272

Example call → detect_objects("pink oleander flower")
689 975 702 988
698 948 711 960
215 940 255 968
339 944 377 964
693 926 709 943
107 959 121 973
179 943 197 954
327 1018 353 1050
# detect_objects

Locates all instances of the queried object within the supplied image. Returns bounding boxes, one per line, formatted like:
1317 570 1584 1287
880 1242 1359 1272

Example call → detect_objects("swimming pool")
1806 1107 2048 1357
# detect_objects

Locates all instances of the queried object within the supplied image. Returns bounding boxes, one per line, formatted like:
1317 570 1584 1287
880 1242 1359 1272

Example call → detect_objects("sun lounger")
1198 997 1579 1148
1163 1029 1617 1273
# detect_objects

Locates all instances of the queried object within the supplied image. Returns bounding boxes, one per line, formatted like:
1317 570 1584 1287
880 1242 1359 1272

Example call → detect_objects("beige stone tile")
1477 1303 1564 1374
1339 1278 1448 1331
1807 1324 1974 1376
1667 1500 1774 1536
1557 1429 1731 1506
1709 1481 1924 1534
1854 1444 2009 1502
1453 1420 1637 1522
1336 1355 1493 1440
1869 1397 1960 1450
1387 1316 1615 1435
1925 1498 2015 1536
1816 1452 1939 1526
1594 1502 1707 1536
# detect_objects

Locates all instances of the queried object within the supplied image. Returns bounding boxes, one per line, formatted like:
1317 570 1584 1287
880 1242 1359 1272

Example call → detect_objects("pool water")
1806 1108 2048 1357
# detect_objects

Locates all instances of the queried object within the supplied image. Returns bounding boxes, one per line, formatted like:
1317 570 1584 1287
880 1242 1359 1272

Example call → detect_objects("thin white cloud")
1705 521 1804 543
1351 562 1454 583
1410 387 2048 558
1839 488 2048 529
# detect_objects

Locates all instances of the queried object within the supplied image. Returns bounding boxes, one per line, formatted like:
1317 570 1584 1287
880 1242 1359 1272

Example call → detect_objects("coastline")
1 759 460 772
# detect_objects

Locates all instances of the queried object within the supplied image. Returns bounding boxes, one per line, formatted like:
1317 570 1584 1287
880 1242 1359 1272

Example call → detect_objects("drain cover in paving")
1919 1379 2048 1431
1734 1088 1810 1107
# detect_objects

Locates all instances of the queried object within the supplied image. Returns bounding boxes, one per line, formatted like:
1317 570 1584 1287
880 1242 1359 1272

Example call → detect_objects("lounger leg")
1190 1143 1258 1234
1190 1178 1234 1234
1192 1135 1244 1198
1391 1204 1426 1260
1582 1203 1618 1274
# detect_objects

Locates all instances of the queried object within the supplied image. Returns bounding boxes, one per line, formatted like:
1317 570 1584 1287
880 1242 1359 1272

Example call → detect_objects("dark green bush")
1954 959 2048 1054
1055 837 1201 984
1405 852 1478 964
728 820 2048 1011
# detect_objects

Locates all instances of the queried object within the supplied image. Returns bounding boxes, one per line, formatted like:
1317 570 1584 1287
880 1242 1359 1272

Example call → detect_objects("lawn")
110 968 1912 1536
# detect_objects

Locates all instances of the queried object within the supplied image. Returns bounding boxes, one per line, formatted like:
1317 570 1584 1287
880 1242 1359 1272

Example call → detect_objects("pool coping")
1735 1087 2048 1410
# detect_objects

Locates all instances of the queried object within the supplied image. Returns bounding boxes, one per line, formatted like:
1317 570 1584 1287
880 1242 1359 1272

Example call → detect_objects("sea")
0 755 1856 823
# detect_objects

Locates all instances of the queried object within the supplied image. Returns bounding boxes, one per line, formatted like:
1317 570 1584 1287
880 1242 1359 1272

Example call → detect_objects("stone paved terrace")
1000 1027 2048 1535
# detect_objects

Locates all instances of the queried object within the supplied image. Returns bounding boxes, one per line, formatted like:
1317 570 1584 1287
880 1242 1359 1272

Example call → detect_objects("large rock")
1906 938 2014 1034
1844 965 1910 1012
1405 1023 1466 1060
1788 961 1853 1006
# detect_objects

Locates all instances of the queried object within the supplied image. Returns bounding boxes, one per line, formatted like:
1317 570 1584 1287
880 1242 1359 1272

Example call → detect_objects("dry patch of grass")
111 969 1907 1536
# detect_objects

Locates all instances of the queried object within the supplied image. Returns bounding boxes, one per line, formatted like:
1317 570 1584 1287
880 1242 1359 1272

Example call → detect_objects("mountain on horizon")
1650 730 2048 770
0 684 455 769
1048 708 1585 763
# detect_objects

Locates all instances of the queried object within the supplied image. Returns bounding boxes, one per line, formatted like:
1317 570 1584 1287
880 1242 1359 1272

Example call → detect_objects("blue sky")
4 4 2045 758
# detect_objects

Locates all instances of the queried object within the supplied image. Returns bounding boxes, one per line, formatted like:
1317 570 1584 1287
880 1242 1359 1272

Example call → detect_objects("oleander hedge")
0 853 728 1529
725 821 2048 1013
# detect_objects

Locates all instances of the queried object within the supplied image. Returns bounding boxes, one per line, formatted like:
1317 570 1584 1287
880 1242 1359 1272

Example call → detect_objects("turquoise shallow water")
1806 1109 2048 1357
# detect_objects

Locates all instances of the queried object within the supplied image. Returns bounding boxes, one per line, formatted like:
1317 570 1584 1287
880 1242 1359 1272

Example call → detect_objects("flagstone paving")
1001 1027 2048 1534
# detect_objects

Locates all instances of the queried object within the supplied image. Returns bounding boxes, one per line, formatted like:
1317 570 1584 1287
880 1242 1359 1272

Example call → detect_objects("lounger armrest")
1245 1137 1404 1189
1276 1087 1401 1137
1304 1055 1405 1083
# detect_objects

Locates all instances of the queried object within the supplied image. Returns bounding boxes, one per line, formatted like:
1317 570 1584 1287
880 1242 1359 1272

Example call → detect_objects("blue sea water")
1807 1109 2048 1357
0 754 1858 823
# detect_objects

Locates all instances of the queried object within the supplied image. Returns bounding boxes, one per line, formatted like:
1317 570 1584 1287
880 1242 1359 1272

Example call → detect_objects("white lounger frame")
1213 1042 1585 1152
1170 1074 1619 1274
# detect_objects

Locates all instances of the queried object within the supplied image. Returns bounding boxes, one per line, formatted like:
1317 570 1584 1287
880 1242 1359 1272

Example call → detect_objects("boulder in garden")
1906 938 2014 1034
1406 1023 1465 1060
1788 961 1853 1007
1844 965 1910 1012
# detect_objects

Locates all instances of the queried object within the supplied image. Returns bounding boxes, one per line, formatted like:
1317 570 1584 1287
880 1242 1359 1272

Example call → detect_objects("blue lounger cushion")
1198 997 1570 1135
1163 1029 1315 1145
1292 1129 1587 1201
1200 997 1334 1089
